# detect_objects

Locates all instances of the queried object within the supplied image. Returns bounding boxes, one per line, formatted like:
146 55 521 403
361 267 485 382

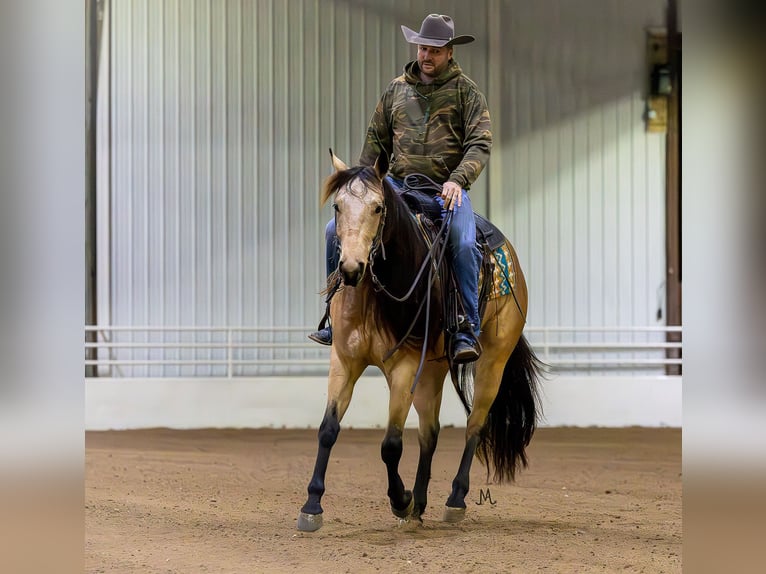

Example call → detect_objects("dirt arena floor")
86 427 681 573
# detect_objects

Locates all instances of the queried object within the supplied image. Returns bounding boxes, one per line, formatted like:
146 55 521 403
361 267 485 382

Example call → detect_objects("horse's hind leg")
297 357 364 532
444 355 506 523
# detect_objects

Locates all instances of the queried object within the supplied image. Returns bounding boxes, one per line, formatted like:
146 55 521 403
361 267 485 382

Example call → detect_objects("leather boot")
451 331 481 364
308 326 333 346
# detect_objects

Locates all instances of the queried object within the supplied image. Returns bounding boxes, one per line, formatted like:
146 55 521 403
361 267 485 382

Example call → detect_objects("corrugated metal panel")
487 0 668 373
101 0 667 376
103 0 491 376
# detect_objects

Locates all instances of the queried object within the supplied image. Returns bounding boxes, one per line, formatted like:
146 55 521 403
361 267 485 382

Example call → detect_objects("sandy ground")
85 426 681 573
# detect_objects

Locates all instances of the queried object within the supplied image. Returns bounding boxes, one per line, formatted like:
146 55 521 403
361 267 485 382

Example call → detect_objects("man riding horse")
310 13 491 364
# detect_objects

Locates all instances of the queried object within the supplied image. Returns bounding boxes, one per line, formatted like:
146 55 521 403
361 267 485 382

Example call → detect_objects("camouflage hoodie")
358 59 492 189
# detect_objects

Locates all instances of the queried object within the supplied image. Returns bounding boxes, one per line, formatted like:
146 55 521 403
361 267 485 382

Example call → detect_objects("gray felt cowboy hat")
401 14 475 47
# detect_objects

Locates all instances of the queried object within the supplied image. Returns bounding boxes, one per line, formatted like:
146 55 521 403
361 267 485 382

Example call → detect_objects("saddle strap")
316 275 341 330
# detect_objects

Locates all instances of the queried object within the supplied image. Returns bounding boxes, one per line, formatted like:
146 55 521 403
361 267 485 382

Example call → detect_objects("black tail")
476 335 544 482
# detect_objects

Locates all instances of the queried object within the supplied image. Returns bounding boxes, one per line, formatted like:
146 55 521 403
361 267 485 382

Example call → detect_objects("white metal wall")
486 0 669 366
97 0 670 377
489 0 667 325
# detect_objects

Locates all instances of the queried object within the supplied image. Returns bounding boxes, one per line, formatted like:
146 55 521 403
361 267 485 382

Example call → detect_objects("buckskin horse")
297 150 542 531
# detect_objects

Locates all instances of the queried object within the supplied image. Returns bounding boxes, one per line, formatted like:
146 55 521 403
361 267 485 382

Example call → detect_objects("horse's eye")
374 205 383 214
332 203 339 212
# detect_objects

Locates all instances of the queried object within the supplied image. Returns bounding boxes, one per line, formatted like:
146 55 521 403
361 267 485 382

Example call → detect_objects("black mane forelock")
321 165 374 205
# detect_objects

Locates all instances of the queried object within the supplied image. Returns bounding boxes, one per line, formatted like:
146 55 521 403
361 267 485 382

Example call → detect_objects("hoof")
391 490 414 519
296 511 323 532
443 506 467 523
408 512 424 524
397 515 423 529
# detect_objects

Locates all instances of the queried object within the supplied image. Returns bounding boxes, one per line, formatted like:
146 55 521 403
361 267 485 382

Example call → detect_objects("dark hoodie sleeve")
448 87 492 189
358 86 393 166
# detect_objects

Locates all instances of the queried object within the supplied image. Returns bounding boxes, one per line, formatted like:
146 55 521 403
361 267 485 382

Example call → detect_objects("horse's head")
322 150 389 287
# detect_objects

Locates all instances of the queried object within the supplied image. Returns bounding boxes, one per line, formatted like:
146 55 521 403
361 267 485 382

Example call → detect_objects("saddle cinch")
399 174 517 340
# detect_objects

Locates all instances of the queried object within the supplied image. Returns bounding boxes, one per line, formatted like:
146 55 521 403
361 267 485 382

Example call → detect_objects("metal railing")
526 326 682 368
85 325 682 378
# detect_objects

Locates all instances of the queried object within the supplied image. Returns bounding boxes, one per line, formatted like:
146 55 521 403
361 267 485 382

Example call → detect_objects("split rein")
368 175 453 392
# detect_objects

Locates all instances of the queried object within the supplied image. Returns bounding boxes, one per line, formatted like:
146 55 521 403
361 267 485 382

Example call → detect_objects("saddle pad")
479 241 517 301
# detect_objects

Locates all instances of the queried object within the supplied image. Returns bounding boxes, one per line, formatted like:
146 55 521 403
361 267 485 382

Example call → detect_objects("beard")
419 60 443 78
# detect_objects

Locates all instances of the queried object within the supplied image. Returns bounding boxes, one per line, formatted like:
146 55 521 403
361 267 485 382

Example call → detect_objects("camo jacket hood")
358 59 492 189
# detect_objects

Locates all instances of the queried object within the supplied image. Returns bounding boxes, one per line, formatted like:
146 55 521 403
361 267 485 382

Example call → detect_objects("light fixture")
650 63 672 97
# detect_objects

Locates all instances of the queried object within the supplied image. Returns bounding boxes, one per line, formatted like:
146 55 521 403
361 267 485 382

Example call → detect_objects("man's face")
417 44 453 78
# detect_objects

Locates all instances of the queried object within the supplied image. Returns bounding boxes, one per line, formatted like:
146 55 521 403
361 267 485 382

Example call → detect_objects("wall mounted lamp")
645 28 670 132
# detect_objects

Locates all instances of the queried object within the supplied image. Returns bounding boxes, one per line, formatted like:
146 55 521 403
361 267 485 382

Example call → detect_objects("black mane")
334 167 445 349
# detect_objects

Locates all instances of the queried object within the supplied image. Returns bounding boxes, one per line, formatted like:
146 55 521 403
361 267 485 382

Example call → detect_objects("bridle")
334 179 389 270
367 191 387 266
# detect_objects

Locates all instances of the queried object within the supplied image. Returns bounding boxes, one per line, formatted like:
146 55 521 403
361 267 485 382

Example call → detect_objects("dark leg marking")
381 429 412 516
300 404 341 516
446 433 480 509
412 423 439 519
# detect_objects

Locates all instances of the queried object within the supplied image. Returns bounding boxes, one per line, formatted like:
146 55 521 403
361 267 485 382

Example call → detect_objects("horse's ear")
329 148 349 172
373 152 389 181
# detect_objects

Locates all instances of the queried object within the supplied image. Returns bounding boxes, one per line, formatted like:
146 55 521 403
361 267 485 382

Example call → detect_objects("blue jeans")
323 176 481 336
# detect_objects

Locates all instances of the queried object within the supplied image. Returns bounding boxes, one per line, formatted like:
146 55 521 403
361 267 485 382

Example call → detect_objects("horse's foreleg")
411 421 439 521
381 425 413 518
411 377 444 521
297 360 362 532
381 371 417 519
297 402 340 531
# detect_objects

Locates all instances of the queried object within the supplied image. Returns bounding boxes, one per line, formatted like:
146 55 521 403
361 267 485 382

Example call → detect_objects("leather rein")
367 175 452 392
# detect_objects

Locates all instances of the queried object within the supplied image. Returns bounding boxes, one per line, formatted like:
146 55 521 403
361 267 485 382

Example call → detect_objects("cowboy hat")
400 14 475 47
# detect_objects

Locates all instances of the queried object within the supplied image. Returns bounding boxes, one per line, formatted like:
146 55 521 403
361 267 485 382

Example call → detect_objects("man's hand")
441 181 463 210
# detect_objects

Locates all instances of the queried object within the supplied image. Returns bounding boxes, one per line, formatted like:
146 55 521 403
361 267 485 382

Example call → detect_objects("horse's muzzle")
339 260 366 287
